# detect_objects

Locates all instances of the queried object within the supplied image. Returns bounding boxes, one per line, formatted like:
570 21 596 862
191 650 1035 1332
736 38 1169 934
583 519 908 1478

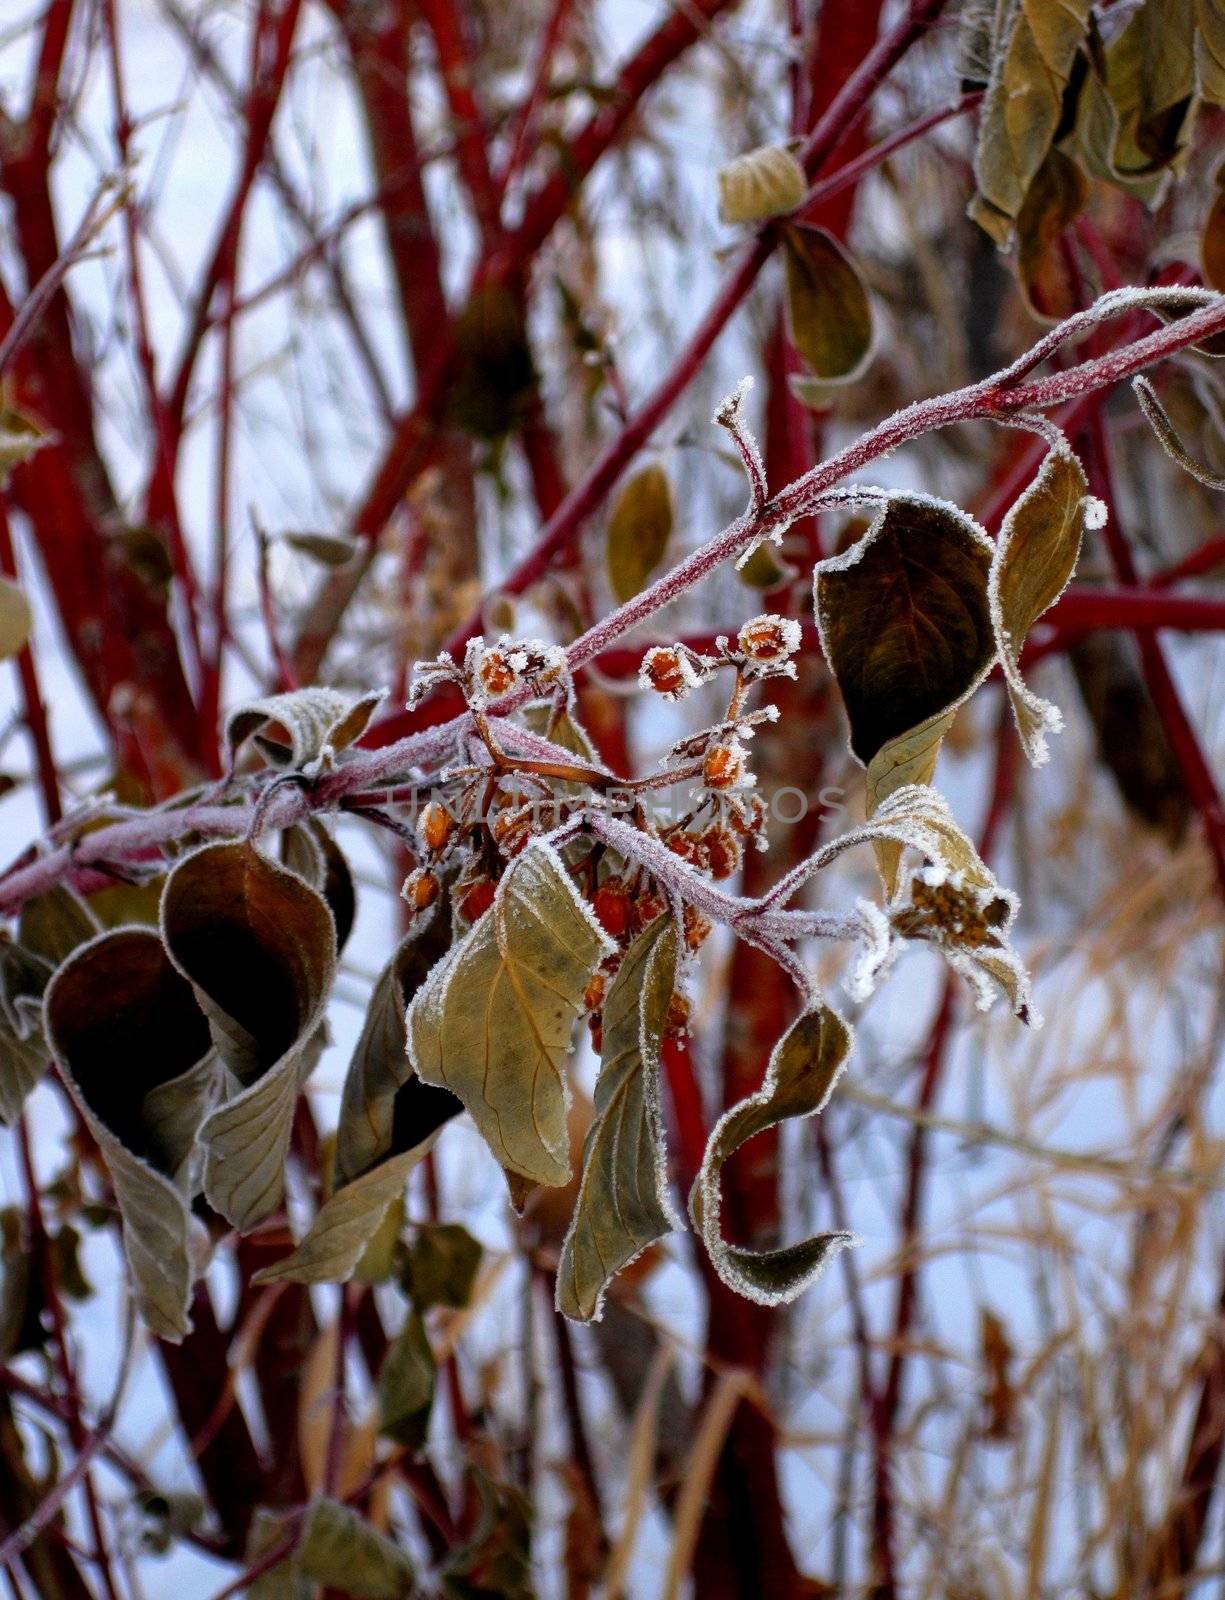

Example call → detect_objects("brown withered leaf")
969 0 1093 243
782 224 874 387
378 1309 435 1448
606 462 673 605
689 1003 855 1304
1017 149 1088 322
408 840 614 1188
0 936 53 1124
282 820 357 954
403 1222 482 1309
225 686 384 775
449 283 537 440
813 495 995 766
557 918 681 1322
161 842 336 1231
250 1095 451 1286
44 929 219 1340
1199 0 1225 103
989 446 1094 765
0 579 31 663
335 902 455 1187
0 408 47 486
1134 375 1225 491
281 531 359 567
19 884 99 968
1205 180 1225 292
247 1497 414 1600
717 143 806 224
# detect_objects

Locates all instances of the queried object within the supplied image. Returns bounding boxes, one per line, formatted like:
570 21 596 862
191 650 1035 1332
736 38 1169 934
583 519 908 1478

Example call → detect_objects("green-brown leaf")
606 462 673 605
989 446 1093 765
689 1003 855 1304
407 841 614 1187
557 918 681 1322
969 0 1093 243
0 579 31 663
717 143 806 224
782 224 874 386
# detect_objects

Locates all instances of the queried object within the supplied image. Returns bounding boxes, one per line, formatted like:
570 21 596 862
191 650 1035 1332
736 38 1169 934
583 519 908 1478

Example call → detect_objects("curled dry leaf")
988 446 1094 765
0 578 31 664
282 820 357 954
247 1496 415 1600
161 842 336 1231
557 917 682 1322
606 461 674 605
280 531 360 567
44 928 219 1340
0 936 54 1124
969 0 1093 243
0 408 47 486
224 685 385 775
335 902 455 1187
377 1308 435 1448
782 224 874 390
813 493 995 765
255 905 459 1285
1204 178 1225 292
689 1002 855 1305
1134 374 1225 491
1016 149 1088 322
815 785 1032 1018
717 143 806 224
408 840 615 1188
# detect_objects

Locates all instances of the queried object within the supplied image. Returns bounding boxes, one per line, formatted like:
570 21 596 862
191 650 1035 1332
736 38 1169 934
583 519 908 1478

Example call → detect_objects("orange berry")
593 877 631 939
455 874 496 923
418 800 455 854
630 887 667 933
402 867 440 912
639 645 686 696
703 741 748 791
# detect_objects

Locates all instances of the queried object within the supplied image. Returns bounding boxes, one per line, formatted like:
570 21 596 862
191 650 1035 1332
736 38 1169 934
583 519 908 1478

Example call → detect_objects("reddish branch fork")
3 291 1225 920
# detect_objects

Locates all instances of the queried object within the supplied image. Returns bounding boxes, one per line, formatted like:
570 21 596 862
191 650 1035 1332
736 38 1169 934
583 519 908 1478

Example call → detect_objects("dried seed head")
728 792 768 838
418 800 456 854
583 972 606 1013
683 903 712 951
665 990 691 1038
702 823 741 880
402 867 441 912
738 612 802 664
476 645 518 698
666 830 704 866
491 806 529 856
631 886 667 933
